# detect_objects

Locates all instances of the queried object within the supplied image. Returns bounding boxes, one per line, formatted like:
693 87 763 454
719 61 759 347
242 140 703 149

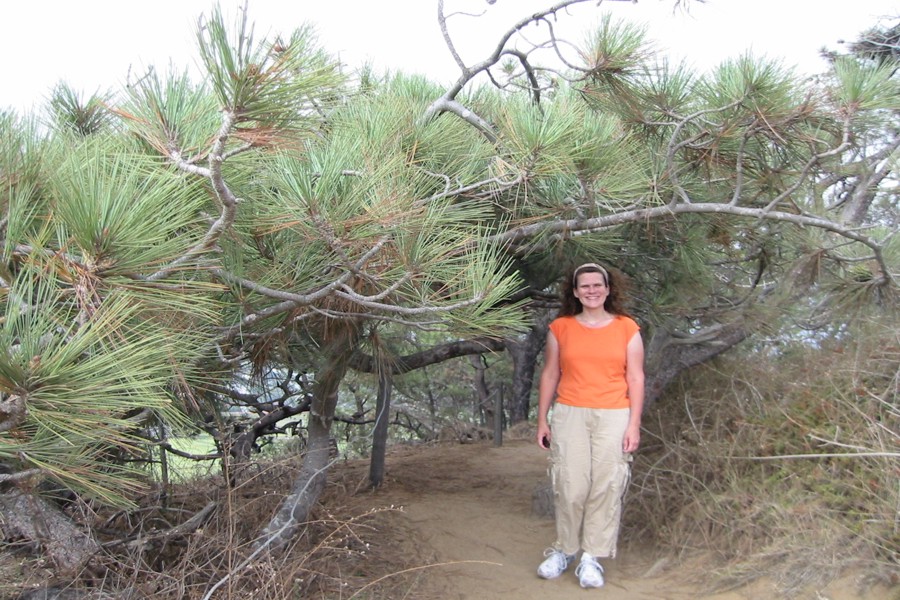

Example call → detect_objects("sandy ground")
351 437 897 600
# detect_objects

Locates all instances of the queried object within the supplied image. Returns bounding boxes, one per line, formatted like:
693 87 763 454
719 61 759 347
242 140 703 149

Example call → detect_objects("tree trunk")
0 489 99 575
505 309 553 424
254 326 356 554
840 141 898 226
368 369 392 488
493 382 504 446
643 323 750 409
469 354 493 426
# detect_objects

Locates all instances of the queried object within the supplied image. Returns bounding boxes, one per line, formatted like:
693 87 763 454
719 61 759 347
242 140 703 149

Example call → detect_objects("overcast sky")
2 0 897 114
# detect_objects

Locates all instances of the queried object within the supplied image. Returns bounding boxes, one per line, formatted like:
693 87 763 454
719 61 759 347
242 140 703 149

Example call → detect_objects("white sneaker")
536 548 575 579
575 554 604 588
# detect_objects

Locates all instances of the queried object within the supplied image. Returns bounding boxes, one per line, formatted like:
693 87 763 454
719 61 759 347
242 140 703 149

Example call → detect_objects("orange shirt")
549 315 640 409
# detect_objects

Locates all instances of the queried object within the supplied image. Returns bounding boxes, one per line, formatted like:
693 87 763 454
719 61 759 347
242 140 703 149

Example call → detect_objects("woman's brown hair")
558 263 630 317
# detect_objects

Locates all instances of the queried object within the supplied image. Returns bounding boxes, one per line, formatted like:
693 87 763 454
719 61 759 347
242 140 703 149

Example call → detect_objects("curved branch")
763 116 853 214
437 0 470 73
423 0 633 127
147 110 241 281
333 287 489 316
664 99 744 204
492 202 896 287
212 266 358 307
500 49 542 104
349 336 507 375
158 442 222 461
424 98 498 143
419 169 524 204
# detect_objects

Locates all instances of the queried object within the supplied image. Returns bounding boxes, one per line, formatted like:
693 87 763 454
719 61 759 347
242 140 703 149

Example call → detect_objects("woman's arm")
536 331 561 450
623 331 645 453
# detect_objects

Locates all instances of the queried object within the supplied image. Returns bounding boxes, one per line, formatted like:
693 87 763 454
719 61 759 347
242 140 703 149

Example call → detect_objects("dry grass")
1 454 432 600
624 317 899 596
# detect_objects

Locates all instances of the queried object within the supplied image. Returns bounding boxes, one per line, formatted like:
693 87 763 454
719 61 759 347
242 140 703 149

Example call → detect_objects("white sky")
2 0 897 114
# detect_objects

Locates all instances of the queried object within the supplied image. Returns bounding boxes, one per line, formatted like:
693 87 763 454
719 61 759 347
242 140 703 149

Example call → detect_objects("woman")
535 262 644 589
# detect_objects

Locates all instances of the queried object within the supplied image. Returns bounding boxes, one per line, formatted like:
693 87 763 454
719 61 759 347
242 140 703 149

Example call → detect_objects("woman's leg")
549 403 592 555
582 408 631 558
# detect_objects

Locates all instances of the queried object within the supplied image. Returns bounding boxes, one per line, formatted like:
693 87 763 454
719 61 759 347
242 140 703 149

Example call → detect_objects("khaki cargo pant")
549 403 632 558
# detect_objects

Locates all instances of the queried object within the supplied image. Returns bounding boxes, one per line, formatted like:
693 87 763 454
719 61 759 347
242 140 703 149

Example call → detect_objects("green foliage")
221 74 528 338
496 90 652 210
48 84 114 137
830 57 900 113
197 5 346 129
45 138 211 274
0 96 223 506
580 14 653 83
120 71 221 157
632 59 698 126
0 115 45 258
701 54 799 112
0 268 205 505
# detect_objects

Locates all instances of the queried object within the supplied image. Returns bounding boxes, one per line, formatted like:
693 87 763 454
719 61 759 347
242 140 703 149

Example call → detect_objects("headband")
573 262 608 285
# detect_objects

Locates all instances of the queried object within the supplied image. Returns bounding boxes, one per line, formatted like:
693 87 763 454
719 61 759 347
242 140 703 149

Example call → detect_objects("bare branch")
492 201 896 287
437 0 470 73
334 288 489 316
424 98 498 143
157 443 222 461
147 110 241 281
763 116 853 214
424 0 634 127
499 49 542 104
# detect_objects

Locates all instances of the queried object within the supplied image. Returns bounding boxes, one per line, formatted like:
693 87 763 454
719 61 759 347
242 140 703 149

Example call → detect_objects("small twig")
807 433 870 452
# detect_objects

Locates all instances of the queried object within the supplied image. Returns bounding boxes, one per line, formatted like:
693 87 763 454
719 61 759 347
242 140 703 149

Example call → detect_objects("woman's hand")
535 332 559 451
536 422 551 450
622 422 641 453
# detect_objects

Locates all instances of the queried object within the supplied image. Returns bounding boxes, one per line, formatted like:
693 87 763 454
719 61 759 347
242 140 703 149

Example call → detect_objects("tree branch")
424 0 634 128
147 110 241 281
492 201 896 288
349 336 506 375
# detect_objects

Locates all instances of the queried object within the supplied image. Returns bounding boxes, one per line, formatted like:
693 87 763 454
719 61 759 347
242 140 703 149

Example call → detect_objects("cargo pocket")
604 453 633 558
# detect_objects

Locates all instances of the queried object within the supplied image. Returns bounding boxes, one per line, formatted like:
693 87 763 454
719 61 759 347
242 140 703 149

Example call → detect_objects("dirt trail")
353 438 895 600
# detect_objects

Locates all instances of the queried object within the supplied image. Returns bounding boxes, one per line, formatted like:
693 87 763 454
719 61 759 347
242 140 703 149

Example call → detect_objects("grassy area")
154 433 221 483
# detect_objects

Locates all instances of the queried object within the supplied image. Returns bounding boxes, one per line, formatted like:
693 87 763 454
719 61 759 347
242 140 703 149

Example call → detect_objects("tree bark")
368 369 392 488
643 323 750 409
349 337 506 374
0 489 99 575
469 354 493 426
505 309 553 424
254 326 357 554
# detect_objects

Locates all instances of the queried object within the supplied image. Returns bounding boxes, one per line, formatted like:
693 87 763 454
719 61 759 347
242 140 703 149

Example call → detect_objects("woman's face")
573 271 608 309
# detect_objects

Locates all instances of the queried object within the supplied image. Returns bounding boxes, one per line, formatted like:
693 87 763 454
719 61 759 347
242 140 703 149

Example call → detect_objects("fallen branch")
731 451 900 461
101 501 218 549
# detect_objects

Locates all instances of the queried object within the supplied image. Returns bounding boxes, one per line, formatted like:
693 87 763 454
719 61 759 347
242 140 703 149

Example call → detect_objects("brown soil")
340 437 898 600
